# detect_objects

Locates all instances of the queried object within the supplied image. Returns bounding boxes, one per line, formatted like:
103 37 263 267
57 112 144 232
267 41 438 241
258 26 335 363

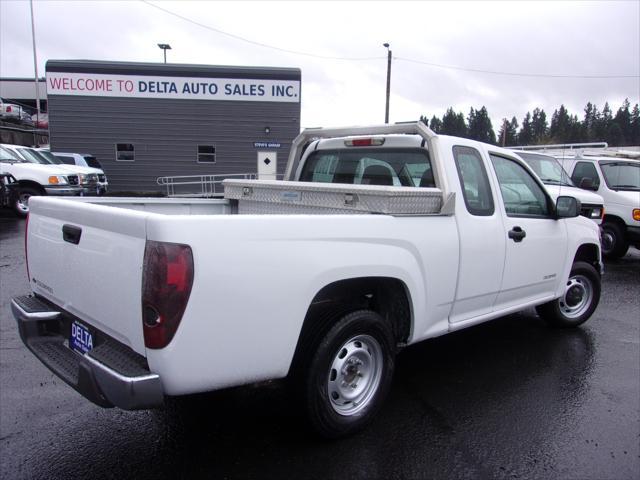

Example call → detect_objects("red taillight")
142 241 194 349
6 106 12 112
25 213 30 282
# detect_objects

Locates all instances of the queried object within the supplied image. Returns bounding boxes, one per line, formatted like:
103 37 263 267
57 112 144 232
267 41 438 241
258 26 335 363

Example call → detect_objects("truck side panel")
144 214 459 395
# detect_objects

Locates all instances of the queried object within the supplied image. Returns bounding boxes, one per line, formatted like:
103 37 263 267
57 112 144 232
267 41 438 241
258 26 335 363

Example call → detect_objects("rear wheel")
302 310 395 438
14 186 41 217
601 221 629 258
536 261 601 328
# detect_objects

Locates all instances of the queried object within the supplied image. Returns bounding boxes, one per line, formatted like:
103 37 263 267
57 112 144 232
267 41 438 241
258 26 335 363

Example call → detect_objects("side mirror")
556 196 581 219
579 177 598 191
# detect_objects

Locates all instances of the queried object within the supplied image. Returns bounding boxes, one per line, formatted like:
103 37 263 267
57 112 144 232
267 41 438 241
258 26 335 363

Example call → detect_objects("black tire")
302 310 396 438
536 261 601 328
14 186 41 218
601 221 629 259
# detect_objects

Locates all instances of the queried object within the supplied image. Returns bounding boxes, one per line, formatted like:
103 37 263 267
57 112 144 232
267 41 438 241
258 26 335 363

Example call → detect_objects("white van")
511 151 605 225
558 153 640 258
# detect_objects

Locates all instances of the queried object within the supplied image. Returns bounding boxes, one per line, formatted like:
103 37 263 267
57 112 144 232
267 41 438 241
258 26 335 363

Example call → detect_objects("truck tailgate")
26 197 148 354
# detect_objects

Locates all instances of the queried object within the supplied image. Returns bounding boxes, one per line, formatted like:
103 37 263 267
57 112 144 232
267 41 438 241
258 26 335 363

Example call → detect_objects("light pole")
383 43 392 124
30 0 41 132
157 43 172 64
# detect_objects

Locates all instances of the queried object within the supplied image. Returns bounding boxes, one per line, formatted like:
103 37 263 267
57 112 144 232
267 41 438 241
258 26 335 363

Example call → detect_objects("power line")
140 0 384 61
141 0 640 79
395 57 639 79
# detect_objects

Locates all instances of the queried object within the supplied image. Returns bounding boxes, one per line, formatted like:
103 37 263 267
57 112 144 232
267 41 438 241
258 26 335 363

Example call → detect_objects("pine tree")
531 108 548 144
613 98 632 146
467 106 496 144
497 117 518 146
583 102 597 142
429 115 443 133
441 108 467 137
518 112 534 145
631 104 640 145
550 105 571 143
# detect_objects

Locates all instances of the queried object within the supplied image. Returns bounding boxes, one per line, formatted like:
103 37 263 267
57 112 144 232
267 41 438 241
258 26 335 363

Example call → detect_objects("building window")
197 145 216 163
116 143 135 161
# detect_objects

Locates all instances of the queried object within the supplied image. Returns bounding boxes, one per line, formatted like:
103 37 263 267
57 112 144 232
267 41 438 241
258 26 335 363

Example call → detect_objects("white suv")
48 152 108 195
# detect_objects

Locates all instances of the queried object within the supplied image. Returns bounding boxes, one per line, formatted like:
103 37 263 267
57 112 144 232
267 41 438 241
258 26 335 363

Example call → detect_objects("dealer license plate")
69 321 94 354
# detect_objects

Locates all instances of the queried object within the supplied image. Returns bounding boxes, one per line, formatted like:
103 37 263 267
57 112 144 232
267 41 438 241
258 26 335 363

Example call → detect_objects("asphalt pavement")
1 212 638 479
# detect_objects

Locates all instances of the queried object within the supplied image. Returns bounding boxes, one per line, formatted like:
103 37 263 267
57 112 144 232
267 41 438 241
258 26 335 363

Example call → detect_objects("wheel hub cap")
327 334 383 416
559 274 593 319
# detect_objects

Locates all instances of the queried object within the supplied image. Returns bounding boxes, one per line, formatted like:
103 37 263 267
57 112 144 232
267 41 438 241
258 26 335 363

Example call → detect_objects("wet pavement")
1 212 638 479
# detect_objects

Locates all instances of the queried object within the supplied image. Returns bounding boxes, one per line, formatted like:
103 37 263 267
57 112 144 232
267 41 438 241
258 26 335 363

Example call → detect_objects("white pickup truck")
11 122 602 438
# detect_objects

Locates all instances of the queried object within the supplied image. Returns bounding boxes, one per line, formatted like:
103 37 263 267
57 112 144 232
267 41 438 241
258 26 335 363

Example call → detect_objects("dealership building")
45 60 301 192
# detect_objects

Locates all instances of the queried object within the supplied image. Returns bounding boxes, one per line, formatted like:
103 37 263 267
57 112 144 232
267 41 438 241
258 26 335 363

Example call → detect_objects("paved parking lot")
1 212 638 479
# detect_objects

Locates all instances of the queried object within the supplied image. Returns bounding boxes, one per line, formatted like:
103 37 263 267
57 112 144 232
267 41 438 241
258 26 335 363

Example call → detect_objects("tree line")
420 99 640 147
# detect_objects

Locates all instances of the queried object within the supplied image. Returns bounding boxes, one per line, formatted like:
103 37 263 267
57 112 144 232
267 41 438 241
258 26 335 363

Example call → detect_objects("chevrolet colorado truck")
11 122 602 438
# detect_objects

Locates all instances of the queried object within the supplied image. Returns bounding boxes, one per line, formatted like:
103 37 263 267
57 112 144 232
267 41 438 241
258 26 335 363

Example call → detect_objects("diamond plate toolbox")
223 179 443 215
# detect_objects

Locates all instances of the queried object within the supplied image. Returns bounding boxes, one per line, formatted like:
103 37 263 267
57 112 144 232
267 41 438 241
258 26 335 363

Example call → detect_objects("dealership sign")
46 72 300 103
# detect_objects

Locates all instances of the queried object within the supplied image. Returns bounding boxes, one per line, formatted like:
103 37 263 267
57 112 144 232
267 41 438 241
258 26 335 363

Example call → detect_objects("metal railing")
157 173 257 197
508 142 608 151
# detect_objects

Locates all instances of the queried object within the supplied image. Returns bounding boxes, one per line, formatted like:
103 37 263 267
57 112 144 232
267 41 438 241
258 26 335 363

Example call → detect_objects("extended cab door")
448 143 506 323
488 153 568 310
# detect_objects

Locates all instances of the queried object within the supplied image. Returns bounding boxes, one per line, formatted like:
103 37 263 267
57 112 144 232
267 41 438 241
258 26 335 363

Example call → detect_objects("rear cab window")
299 148 434 187
452 146 495 216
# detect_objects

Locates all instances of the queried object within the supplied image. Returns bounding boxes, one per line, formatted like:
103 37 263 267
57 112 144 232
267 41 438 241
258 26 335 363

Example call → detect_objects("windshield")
517 152 575 186
600 161 640 190
299 148 433 187
16 148 53 165
38 150 65 165
83 155 102 169
0 146 24 162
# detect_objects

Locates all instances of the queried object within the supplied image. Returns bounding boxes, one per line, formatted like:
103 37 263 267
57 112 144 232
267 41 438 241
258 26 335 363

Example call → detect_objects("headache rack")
223 121 454 217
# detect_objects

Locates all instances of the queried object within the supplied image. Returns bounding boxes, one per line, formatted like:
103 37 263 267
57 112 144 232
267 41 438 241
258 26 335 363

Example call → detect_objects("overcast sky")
1 0 639 131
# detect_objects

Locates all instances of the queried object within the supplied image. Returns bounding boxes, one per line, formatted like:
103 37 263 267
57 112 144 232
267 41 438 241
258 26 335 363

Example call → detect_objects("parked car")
511 151 605 224
0 144 83 216
31 113 49 129
0 97 24 122
37 149 107 195
556 153 640 257
11 122 601 438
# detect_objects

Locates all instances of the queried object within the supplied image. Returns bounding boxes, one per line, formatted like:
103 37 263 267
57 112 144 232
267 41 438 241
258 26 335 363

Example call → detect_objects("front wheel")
536 261 601 328
14 186 41 217
601 222 629 258
303 310 396 438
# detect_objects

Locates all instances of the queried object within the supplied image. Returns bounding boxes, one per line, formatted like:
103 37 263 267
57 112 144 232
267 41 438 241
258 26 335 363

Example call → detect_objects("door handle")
62 224 82 245
508 226 526 242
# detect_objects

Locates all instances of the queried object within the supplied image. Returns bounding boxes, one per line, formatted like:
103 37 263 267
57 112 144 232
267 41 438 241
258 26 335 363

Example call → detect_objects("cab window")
490 154 550 217
452 146 494 216
299 148 434 187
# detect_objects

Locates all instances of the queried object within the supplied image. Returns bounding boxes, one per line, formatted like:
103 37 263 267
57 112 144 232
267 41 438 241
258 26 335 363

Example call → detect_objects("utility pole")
30 0 41 132
383 43 392 124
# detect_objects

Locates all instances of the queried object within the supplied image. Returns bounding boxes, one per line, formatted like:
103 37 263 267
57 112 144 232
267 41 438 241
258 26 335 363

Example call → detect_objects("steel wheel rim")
601 230 614 254
559 274 593 318
327 334 383 416
17 193 31 213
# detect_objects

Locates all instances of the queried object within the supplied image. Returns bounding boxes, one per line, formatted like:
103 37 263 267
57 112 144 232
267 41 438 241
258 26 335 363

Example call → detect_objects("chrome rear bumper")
11 295 163 410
